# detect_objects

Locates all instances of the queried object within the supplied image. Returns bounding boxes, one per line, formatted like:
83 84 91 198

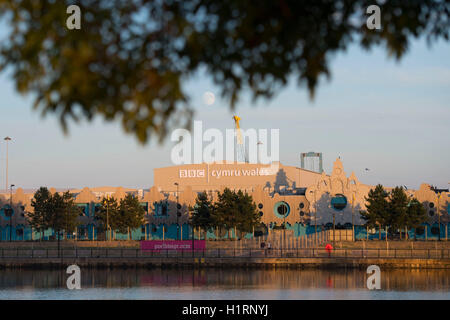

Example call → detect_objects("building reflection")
0 269 449 292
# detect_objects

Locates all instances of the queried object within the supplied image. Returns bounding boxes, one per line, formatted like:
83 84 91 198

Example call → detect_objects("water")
0 268 449 300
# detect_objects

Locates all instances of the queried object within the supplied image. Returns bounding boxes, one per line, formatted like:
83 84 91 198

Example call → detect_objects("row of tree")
28 187 145 240
360 185 428 239
26 185 431 241
95 195 145 239
28 187 80 240
191 188 261 239
27 186 260 241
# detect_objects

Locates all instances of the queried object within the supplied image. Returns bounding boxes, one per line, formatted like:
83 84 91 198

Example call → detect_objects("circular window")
299 203 305 209
416 226 425 235
429 202 434 208
274 202 290 219
299 211 305 216
258 203 263 209
331 194 347 211
259 211 263 217
431 227 439 235
429 210 434 217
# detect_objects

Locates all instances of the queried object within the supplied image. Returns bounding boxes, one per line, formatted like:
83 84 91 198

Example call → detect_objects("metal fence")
239 230 330 249
0 248 449 259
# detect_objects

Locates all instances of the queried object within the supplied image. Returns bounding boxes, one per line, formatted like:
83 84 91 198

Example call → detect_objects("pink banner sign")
140 240 206 251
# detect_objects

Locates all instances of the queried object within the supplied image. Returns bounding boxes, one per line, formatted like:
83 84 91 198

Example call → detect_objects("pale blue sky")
0 37 449 191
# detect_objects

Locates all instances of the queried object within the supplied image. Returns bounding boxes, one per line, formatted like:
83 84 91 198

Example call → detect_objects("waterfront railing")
0 247 449 259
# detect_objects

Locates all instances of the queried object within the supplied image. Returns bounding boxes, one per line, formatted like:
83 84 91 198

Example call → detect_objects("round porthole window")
429 202 434 208
299 203 305 209
259 211 264 217
331 194 347 211
258 203 263 209
274 202 290 219
299 211 305 216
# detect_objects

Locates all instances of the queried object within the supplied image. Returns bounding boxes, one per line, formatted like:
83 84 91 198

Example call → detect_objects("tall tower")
300 152 323 173
233 116 246 163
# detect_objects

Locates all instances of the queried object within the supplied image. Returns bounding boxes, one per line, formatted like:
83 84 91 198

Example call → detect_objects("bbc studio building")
0 157 449 241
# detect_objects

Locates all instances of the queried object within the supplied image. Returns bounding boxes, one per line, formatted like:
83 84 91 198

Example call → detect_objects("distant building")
0 159 448 241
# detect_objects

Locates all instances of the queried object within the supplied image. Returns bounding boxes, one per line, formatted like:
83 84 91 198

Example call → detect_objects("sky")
0 34 449 191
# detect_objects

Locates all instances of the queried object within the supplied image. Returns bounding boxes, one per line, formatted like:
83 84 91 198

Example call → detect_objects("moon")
203 91 215 106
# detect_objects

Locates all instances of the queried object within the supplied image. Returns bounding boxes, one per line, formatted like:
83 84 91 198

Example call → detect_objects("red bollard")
325 243 333 257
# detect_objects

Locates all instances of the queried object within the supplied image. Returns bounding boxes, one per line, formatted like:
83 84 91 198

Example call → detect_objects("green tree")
360 184 389 240
29 187 80 241
213 188 260 239
387 186 409 238
96 196 120 240
0 1 447 143
60 191 82 238
191 192 215 239
46 191 81 241
406 198 428 240
114 194 145 240
29 187 52 240
213 188 239 239
234 190 260 235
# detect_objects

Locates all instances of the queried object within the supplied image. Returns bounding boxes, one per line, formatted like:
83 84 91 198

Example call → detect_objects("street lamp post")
333 212 336 244
309 190 317 246
437 192 441 241
283 211 286 255
4 137 12 193
105 195 110 241
313 191 317 244
9 184 15 242
314 202 318 246
325 191 335 243
351 192 355 242
174 183 179 240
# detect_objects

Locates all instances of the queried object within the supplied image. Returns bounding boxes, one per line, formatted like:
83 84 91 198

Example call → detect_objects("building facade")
0 159 449 241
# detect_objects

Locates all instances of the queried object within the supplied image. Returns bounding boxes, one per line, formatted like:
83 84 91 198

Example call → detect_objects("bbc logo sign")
179 169 205 178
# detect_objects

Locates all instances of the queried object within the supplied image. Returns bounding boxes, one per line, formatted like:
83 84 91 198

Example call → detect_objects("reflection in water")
0 268 449 299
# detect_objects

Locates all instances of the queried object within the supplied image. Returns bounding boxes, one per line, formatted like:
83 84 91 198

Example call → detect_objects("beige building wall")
1 159 448 230
154 162 323 193
305 158 373 226
415 183 449 224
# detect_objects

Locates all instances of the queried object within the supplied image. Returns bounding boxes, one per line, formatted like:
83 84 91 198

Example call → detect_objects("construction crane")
233 115 246 163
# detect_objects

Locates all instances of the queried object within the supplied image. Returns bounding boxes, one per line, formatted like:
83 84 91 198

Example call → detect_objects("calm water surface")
0 268 449 300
